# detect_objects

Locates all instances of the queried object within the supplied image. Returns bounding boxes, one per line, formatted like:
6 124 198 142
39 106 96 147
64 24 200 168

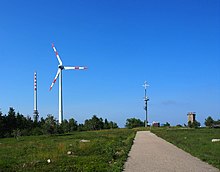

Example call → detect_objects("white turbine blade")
64 66 88 70
49 69 61 91
52 43 63 65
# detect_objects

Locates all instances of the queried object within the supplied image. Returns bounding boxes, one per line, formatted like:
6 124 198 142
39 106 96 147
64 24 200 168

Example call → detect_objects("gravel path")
123 131 219 172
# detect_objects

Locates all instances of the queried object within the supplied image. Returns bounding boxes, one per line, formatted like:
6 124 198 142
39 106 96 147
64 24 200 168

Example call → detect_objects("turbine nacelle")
58 65 64 70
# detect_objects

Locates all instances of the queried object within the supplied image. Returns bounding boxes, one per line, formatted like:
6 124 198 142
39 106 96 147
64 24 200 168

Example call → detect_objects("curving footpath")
123 131 219 172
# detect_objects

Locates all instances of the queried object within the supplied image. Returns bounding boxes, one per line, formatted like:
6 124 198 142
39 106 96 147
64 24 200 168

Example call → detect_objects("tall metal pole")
143 81 149 127
33 72 39 122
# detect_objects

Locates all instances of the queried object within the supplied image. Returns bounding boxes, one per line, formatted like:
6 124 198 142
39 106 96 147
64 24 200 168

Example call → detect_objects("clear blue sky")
0 0 219 127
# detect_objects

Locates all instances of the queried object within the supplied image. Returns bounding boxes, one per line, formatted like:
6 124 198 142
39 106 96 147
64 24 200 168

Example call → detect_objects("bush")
125 118 144 129
205 116 214 128
188 120 200 128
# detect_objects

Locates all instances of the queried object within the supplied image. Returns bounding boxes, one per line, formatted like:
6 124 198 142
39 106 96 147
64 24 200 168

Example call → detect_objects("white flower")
67 151 72 155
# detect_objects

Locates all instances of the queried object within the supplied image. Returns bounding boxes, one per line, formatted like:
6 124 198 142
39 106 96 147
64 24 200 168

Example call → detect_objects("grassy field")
0 129 136 172
151 127 220 170
1 127 219 171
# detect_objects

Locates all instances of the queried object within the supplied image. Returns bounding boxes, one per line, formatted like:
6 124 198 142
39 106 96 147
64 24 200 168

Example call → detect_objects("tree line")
187 116 220 128
1 107 219 138
0 107 118 138
125 116 220 129
204 116 220 128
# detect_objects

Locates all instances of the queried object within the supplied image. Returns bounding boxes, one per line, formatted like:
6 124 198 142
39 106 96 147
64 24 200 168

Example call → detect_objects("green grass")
0 129 136 172
151 127 220 170
2 127 218 171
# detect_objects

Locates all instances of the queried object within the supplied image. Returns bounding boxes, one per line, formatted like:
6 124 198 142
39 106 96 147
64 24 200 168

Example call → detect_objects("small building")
152 121 160 127
187 112 196 123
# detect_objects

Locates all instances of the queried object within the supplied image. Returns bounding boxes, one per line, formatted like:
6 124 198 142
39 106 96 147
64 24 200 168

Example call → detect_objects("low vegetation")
151 127 220 170
125 118 144 129
0 129 136 171
1 107 219 171
205 116 220 128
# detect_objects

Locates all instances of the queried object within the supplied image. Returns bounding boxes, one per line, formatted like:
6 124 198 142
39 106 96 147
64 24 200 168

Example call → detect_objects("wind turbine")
49 43 87 124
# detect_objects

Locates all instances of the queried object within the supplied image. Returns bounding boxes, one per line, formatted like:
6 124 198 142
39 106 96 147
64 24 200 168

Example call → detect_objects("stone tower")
187 112 196 123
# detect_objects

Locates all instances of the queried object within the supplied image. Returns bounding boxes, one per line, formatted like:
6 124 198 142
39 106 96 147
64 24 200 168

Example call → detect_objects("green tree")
103 119 118 129
69 118 78 131
84 115 98 130
204 116 214 128
125 118 144 129
109 121 118 129
214 119 220 125
188 120 200 128
43 114 57 134
84 115 104 130
39 117 45 127
0 111 5 137
164 122 170 127
104 119 110 129
5 107 17 136
77 124 86 131
60 119 69 133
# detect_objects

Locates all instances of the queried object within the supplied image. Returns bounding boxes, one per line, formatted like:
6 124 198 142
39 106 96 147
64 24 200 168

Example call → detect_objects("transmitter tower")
143 81 149 127
33 72 39 122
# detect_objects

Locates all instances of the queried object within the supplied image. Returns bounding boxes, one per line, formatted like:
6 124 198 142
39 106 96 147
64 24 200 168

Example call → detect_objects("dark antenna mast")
143 81 149 127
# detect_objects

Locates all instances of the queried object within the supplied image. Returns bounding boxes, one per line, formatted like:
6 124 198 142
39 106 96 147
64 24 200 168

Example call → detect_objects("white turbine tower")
49 43 87 124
